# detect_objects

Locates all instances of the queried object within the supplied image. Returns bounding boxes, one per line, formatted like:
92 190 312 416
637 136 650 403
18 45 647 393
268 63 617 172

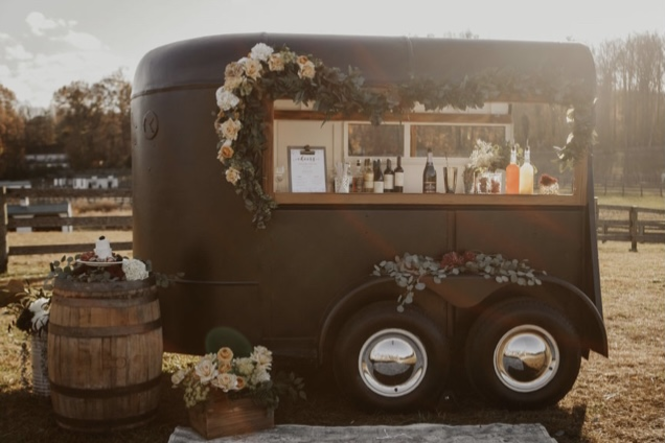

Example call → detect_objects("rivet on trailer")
131 33 607 411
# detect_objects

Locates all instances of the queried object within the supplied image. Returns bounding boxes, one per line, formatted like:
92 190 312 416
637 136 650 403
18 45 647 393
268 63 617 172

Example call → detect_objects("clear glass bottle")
383 159 394 193
422 149 437 193
519 146 534 194
506 146 520 194
363 158 374 193
373 160 384 193
394 156 404 193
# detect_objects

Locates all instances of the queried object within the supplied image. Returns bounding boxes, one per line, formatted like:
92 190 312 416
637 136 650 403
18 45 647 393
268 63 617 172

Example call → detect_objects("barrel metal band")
49 374 162 399
48 318 162 338
53 409 157 430
51 291 158 307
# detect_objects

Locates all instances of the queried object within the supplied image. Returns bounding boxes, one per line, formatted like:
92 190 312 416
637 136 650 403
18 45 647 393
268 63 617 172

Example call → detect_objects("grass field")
0 235 663 442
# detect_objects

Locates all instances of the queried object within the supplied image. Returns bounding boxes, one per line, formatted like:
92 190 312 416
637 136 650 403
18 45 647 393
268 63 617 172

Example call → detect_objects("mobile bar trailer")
131 33 607 411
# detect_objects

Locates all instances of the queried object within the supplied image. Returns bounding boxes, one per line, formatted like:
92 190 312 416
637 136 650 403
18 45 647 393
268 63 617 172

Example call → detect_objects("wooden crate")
188 394 274 439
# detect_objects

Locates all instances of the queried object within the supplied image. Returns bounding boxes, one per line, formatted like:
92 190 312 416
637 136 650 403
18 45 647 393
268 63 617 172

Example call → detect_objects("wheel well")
318 278 448 368
459 281 607 359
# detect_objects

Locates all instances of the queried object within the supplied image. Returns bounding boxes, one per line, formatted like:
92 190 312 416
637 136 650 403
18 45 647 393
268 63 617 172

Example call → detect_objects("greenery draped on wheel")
214 42 595 228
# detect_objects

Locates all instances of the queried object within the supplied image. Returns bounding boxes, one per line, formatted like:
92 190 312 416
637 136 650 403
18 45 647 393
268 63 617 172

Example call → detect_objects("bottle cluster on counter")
346 146 537 195
352 156 405 193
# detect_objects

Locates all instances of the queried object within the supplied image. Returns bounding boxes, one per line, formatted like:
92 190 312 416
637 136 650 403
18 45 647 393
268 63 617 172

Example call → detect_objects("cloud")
60 30 103 51
6 44 33 61
25 11 67 36
4 50 128 108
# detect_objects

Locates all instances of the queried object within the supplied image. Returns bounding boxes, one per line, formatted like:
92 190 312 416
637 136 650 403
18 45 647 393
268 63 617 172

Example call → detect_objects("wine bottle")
422 149 437 193
352 159 363 193
363 158 374 192
394 156 404 193
373 160 384 193
384 159 394 193
506 146 519 194
519 146 534 194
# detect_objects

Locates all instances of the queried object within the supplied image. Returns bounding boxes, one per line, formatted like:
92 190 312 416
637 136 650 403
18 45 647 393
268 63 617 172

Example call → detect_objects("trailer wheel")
465 298 581 409
333 302 449 411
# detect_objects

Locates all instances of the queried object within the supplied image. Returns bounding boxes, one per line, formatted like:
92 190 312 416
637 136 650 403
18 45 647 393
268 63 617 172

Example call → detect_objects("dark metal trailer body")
132 33 606 410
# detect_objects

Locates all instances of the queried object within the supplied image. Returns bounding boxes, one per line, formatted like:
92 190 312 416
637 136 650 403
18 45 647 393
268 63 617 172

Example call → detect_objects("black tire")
464 298 581 409
333 302 450 411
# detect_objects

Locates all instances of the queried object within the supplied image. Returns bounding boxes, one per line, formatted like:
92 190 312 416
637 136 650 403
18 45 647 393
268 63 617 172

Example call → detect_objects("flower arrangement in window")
215 42 595 227
373 251 544 311
539 173 560 195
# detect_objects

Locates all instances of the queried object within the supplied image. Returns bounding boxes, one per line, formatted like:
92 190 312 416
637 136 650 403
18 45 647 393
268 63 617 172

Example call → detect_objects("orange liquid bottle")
505 146 519 194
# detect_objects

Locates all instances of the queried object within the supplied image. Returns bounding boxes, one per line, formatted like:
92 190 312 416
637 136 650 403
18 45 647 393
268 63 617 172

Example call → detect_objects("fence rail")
596 204 665 251
0 187 133 273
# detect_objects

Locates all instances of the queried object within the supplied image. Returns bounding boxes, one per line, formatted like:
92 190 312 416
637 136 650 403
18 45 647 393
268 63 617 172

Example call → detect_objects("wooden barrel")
48 277 163 432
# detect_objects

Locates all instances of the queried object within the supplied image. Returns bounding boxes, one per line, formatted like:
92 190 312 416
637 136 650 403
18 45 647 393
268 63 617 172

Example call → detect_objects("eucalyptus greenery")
215 43 596 228
373 251 544 311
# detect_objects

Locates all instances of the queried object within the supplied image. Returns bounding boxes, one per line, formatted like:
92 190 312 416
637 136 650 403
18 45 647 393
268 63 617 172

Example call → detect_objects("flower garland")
215 42 595 228
372 251 544 311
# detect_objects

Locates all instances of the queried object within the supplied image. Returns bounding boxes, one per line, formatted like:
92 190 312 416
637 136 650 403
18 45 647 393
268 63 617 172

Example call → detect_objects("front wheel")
333 302 450 411
465 298 581 409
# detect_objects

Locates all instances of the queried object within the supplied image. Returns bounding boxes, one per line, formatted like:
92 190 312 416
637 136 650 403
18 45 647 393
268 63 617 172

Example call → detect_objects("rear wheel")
465 298 581 408
333 302 450 411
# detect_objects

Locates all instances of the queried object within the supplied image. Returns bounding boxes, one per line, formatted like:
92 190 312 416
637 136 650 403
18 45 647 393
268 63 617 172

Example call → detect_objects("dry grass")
0 240 663 443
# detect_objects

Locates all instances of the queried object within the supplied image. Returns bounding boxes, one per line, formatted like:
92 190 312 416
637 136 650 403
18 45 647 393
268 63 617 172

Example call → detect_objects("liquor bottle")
519 146 534 194
505 146 520 194
394 156 404 193
422 149 437 193
363 158 374 192
352 159 363 193
373 160 384 193
384 159 395 192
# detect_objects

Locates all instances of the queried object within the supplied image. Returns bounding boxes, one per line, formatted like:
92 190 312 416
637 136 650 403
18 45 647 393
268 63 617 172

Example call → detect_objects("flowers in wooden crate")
172 346 280 409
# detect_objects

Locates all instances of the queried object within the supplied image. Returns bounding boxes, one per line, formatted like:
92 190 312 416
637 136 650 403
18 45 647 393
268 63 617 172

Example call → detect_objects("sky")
1 0 664 110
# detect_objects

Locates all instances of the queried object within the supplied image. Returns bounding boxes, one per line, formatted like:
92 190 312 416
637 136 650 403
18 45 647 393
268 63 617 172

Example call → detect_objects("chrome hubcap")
493 325 559 392
358 328 427 397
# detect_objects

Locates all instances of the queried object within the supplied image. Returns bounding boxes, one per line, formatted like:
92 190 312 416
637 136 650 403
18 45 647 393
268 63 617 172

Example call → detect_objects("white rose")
251 346 273 368
211 372 237 392
225 167 241 185
233 357 255 377
216 87 240 111
194 356 218 384
250 43 274 62
219 118 242 141
298 61 316 79
268 53 285 71
243 58 263 80
122 259 149 281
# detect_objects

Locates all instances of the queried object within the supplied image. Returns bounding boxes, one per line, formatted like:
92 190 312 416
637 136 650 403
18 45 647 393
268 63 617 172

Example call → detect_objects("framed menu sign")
288 145 327 192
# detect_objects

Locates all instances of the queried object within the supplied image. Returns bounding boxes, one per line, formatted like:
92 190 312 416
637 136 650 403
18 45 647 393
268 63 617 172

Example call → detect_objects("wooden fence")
596 203 665 252
0 187 132 273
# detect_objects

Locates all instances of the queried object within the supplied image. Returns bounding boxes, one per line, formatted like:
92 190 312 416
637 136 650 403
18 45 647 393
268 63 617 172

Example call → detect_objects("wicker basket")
30 333 50 396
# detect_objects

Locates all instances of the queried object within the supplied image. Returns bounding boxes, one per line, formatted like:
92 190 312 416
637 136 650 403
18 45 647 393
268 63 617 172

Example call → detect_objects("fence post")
0 187 8 273
629 206 638 252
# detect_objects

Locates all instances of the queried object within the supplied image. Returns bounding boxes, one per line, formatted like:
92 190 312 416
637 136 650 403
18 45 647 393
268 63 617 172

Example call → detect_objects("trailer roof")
133 33 596 99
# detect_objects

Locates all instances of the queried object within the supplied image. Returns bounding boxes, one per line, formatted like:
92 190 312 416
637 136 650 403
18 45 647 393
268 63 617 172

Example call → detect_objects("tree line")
0 32 664 184
0 70 131 180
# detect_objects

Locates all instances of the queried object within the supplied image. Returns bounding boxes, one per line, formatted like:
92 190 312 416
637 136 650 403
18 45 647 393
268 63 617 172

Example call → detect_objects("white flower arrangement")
121 259 150 281
468 139 500 172
172 346 274 409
